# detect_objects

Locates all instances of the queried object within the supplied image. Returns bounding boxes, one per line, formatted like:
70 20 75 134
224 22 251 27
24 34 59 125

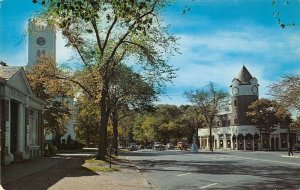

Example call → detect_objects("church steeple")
27 19 56 66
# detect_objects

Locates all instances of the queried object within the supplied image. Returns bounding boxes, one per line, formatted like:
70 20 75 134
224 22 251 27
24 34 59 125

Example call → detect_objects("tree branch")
102 15 118 56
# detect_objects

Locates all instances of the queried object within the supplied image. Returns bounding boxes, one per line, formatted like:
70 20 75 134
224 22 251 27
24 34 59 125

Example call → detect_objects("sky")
1 0 300 105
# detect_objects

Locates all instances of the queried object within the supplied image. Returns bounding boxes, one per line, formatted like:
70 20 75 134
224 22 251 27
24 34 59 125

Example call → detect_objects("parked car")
166 143 175 150
153 142 165 151
128 143 138 151
292 143 300 151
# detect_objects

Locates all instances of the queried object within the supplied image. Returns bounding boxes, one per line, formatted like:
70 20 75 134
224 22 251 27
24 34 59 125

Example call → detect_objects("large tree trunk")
97 79 110 160
111 109 119 156
209 125 213 152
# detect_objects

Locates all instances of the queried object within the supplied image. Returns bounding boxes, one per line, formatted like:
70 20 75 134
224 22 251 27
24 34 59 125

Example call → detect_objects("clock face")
251 85 258 94
36 37 46 46
232 87 239 95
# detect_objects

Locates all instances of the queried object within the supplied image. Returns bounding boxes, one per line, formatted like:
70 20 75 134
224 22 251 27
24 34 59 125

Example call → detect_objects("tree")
75 95 100 147
185 82 229 152
247 98 292 150
269 75 300 112
27 55 71 140
132 105 185 145
133 114 157 144
108 64 156 155
34 0 177 159
179 105 206 146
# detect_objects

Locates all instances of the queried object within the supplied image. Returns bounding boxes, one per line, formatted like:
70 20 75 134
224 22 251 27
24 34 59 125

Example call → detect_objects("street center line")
224 155 300 166
177 173 191 177
200 183 218 189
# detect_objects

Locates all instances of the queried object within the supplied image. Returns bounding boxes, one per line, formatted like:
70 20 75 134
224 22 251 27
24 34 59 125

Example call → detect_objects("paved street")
121 150 300 190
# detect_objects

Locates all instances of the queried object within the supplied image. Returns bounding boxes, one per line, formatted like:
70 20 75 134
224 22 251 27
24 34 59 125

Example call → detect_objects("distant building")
0 65 45 164
198 66 299 151
27 19 76 145
45 96 76 146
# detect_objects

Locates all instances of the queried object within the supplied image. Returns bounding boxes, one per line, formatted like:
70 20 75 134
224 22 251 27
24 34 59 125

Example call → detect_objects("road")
121 150 300 190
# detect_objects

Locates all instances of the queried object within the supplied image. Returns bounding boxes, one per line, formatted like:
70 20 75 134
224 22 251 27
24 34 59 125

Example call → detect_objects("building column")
243 138 246 151
4 98 14 164
224 135 227 149
279 136 282 150
230 135 234 150
206 137 209 149
23 98 30 160
199 137 202 149
17 103 25 154
252 138 255 151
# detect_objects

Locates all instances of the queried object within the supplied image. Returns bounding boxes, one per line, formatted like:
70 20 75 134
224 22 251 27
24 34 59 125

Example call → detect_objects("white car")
153 142 164 151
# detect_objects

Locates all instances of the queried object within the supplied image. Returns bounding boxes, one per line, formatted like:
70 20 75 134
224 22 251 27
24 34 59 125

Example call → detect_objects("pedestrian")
44 143 49 156
288 142 293 156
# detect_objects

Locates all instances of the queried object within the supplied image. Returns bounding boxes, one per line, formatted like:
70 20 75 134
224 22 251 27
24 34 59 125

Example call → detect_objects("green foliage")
132 104 197 144
84 157 119 172
75 95 100 147
49 145 57 155
109 64 157 112
44 100 70 136
247 98 293 133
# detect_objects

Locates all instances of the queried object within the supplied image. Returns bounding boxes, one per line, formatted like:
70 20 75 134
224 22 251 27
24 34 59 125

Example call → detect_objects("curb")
280 155 300 158
121 156 153 189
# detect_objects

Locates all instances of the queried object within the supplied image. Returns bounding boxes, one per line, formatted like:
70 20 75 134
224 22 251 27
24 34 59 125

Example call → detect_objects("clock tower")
230 66 259 125
27 19 56 66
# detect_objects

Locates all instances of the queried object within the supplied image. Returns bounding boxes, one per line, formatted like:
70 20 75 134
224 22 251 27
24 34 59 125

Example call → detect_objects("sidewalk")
278 151 300 158
2 153 152 190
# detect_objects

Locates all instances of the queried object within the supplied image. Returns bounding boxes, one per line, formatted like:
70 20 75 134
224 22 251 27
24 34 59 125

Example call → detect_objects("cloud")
56 32 77 64
159 24 295 104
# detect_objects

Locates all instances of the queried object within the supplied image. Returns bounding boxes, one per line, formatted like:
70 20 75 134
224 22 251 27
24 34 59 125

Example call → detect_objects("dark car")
292 144 300 151
128 143 138 151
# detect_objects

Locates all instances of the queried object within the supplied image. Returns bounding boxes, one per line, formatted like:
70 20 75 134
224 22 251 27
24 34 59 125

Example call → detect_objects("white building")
198 66 298 151
0 65 45 164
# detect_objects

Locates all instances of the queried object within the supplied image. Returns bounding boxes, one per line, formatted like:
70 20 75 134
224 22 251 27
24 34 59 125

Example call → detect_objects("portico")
0 65 45 164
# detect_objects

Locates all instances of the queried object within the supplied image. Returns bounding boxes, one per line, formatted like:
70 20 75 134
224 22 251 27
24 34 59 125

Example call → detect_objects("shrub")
49 145 57 155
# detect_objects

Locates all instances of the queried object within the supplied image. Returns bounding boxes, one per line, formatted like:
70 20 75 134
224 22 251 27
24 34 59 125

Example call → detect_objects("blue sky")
1 0 300 105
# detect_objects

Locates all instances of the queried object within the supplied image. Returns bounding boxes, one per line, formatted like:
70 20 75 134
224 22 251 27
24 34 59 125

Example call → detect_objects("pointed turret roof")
235 65 253 84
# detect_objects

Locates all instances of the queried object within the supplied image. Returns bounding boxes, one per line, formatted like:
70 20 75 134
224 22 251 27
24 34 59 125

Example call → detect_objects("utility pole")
0 78 4 189
287 127 291 156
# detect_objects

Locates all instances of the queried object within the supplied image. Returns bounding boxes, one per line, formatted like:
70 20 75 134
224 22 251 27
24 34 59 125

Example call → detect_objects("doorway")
271 137 275 151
